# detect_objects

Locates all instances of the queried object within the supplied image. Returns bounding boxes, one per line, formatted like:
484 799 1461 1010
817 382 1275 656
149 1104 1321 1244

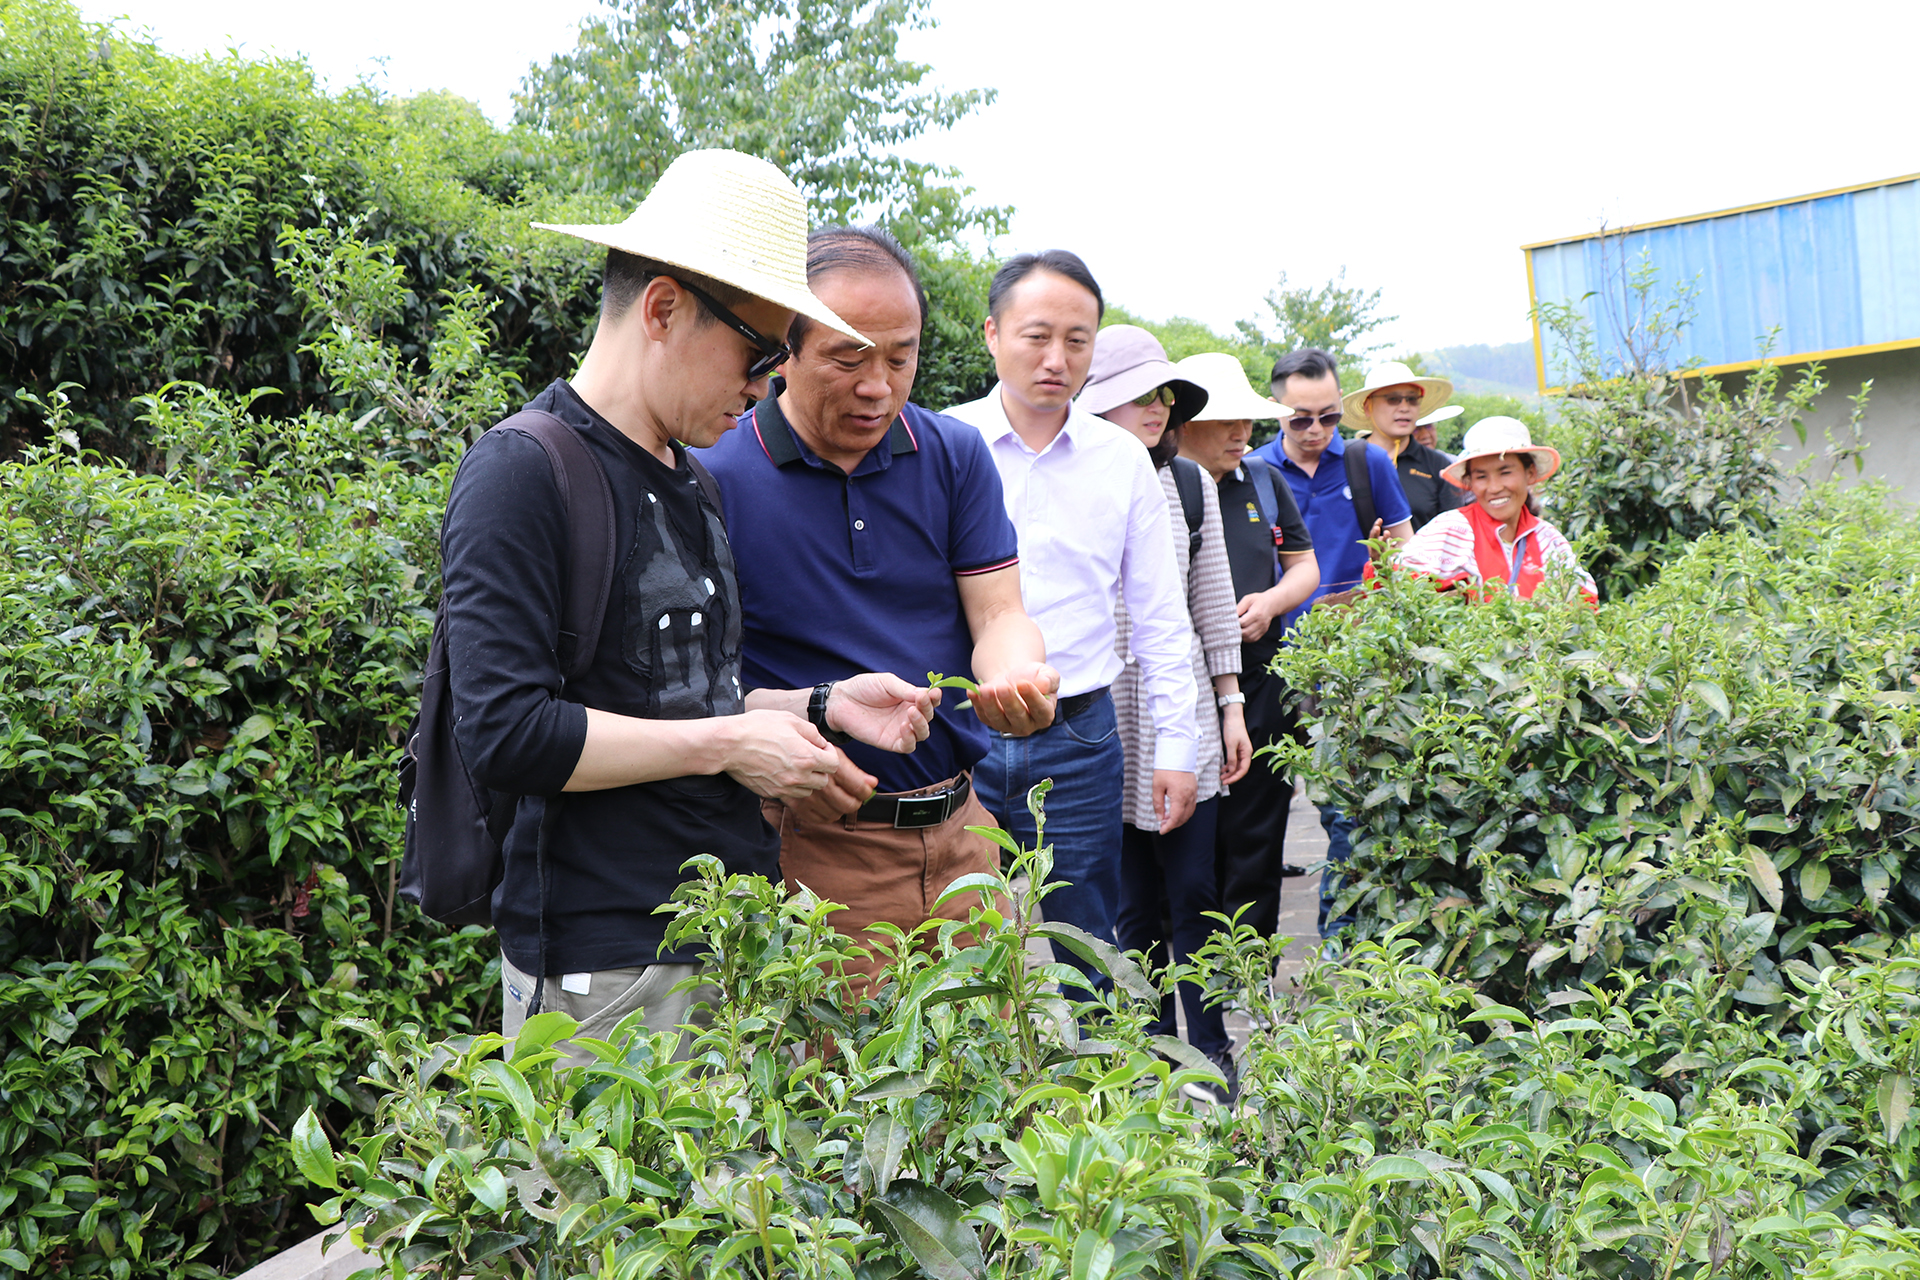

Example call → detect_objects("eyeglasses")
1374 392 1424 408
1283 410 1343 432
674 277 792 380
1130 384 1178 408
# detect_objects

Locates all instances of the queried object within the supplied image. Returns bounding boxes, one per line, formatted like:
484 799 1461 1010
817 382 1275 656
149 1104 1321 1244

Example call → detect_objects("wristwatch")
1216 692 1247 708
808 682 852 745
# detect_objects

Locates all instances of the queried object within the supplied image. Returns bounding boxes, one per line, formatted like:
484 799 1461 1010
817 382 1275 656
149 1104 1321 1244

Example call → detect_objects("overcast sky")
76 0 1920 357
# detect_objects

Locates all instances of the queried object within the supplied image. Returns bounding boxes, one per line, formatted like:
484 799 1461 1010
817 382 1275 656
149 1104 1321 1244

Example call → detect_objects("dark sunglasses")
675 278 792 380
1130 384 1178 408
1284 410 1344 432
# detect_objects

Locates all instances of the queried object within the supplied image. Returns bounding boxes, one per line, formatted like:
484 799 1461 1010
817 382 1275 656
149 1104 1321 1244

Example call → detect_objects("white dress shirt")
945 385 1198 773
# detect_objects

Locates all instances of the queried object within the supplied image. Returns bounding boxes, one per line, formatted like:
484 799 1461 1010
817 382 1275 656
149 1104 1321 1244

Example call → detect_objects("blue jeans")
973 690 1125 998
1117 799 1230 1058
1316 805 1356 939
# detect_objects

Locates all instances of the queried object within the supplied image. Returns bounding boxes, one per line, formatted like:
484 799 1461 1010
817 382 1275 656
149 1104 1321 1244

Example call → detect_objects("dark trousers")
973 690 1124 999
1117 800 1229 1058
1316 806 1357 938
1215 664 1299 938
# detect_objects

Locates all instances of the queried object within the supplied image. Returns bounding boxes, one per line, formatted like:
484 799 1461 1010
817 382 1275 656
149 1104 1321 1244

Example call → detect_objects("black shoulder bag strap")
1170 457 1204 563
685 449 726 522
1344 442 1378 539
490 409 617 1018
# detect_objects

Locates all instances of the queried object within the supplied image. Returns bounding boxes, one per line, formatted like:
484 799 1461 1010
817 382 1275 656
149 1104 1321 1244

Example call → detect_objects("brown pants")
764 778 1003 992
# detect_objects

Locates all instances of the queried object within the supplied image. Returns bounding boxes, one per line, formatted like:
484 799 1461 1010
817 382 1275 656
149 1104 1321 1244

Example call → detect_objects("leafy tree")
515 0 1008 242
1235 268 1395 385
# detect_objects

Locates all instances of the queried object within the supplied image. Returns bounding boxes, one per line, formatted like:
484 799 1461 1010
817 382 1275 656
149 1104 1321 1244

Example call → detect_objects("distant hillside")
1428 341 1539 394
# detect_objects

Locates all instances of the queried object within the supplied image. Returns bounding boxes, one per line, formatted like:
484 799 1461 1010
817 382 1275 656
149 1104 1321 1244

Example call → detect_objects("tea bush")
0 375 497 1277
303 833 1920 1278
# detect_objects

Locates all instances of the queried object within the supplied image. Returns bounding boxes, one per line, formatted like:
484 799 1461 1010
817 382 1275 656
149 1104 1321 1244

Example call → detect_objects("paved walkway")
1020 783 1330 1054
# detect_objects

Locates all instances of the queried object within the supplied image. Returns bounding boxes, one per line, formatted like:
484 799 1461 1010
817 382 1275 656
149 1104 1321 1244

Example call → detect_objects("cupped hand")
970 661 1061 736
828 673 937 753
1236 591 1279 642
721 709 842 801
790 749 879 825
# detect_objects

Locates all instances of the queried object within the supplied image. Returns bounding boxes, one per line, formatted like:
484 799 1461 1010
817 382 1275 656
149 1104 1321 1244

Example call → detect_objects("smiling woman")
1398 416 1597 602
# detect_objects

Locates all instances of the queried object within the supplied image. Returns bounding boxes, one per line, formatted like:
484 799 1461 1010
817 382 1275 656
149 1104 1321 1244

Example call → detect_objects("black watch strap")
808 682 851 745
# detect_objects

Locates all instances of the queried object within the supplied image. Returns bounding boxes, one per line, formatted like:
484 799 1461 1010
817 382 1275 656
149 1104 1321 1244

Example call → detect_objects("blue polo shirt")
1247 432 1411 632
698 389 1019 792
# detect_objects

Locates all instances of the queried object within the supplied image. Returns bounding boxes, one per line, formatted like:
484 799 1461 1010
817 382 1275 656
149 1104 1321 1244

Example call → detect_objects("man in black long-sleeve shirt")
443 150 937 1059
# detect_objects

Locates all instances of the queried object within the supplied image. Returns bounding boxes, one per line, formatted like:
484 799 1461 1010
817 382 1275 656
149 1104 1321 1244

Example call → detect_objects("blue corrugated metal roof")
1525 176 1920 390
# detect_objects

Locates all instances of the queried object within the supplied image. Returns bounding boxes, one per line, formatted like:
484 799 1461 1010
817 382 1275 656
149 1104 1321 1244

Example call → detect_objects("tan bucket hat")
1440 416 1561 489
1342 360 1453 427
1077 326 1210 425
1173 353 1290 421
532 149 870 346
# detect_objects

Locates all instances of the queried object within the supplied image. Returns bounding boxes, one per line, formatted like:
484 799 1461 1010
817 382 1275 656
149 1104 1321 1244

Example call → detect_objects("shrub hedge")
306 840 1920 1278
0 384 491 1277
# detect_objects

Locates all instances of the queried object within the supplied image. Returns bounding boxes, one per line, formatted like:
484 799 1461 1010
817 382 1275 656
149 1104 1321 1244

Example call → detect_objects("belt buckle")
893 792 951 829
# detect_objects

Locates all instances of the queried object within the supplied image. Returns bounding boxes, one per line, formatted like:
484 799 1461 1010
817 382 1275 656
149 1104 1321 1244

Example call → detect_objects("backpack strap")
1243 455 1281 532
685 450 726 522
1170 456 1205 563
495 410 617 684
1343 441 1378 540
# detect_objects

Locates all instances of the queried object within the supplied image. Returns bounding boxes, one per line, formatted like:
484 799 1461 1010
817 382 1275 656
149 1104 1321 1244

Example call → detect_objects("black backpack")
1169 456 1207 563
395 411 730 927
397 411 616 926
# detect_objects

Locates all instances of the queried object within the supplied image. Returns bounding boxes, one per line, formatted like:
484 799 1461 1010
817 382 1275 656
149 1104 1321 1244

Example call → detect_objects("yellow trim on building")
1532 335 1920 396
1519 171 1920 251
1524 248 1548 394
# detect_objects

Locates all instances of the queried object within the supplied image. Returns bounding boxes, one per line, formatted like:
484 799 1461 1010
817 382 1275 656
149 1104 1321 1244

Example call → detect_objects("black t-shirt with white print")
441 380 778 976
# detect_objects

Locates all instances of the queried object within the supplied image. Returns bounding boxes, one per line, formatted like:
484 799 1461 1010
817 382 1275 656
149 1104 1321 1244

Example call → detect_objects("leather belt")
857 773 973 829
1056 686 1109 722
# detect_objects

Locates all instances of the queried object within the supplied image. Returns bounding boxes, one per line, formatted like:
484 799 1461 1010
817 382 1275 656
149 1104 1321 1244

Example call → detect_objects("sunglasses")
1374 392 1424 408
1283 410 1344 432
675 277 792 380
1130 384 1178 408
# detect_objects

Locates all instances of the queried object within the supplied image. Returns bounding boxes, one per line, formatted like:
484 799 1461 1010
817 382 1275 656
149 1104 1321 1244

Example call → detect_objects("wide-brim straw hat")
1077 325 1210 425
1417 404 1465 428
531 149 870 346
1440 416 1561 489
1173 352 1290 422
1343 360 1453 427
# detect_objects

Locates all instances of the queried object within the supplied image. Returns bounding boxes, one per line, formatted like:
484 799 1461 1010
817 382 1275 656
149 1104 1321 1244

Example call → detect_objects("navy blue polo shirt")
1247 432 1411 632
698 388 1019 792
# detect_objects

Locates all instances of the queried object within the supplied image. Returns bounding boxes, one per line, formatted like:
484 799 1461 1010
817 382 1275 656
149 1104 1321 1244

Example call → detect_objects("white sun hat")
1440 416 1561 489
1172 352 1290 421
1417 404 1465 427
1342 360 1453 427
531 149 870 346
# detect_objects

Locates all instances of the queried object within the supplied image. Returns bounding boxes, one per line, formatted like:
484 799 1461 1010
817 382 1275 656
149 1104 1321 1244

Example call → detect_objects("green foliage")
1272 485 1920 1224
1234 269 1395 383
515 0 1008 243
311 830 1920 1277
915 249 997 412
0 244 503 1273
0 0 611 454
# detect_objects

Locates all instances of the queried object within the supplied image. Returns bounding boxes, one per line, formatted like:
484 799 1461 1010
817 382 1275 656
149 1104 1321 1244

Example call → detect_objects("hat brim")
1077 362 1211 427
1186 388 1289 422
1441 444 1562 489
1343 376 1454 431
531 219 873 348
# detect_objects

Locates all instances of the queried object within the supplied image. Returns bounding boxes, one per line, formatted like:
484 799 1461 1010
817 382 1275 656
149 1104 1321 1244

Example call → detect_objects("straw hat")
1417 404 1465 428
1342 361 1453 427
531 149 869 346
1077 326 1209 425
1440 416 1561 489
1172 353 1290 421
